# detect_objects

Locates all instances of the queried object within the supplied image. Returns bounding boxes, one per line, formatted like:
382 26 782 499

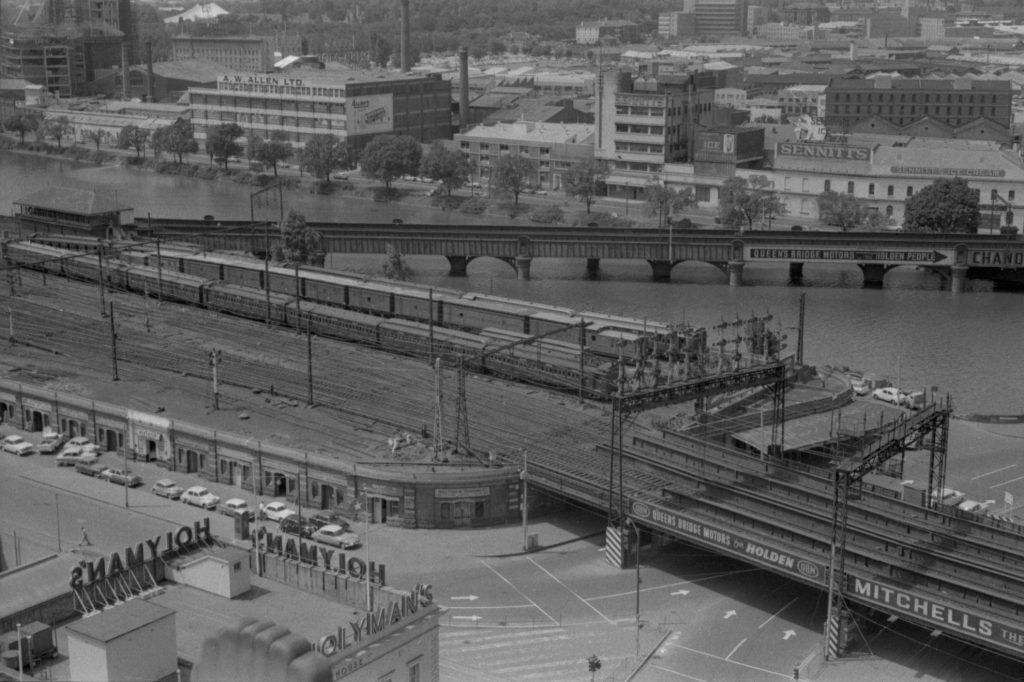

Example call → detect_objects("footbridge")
136 219 1024 292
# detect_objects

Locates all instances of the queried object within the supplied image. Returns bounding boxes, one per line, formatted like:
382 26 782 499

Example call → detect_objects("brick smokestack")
400 0 411 72
459 46 470 131
146 41 155 102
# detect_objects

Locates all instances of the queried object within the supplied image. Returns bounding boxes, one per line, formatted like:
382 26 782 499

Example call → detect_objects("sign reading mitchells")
70 518 213 588
776 142 870 162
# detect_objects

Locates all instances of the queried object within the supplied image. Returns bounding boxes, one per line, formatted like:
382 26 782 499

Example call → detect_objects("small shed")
65 599 177 682
164 545 251 598
13 187 132 239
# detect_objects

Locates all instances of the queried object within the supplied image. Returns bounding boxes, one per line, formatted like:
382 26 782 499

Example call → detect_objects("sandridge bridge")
136 219 1024 292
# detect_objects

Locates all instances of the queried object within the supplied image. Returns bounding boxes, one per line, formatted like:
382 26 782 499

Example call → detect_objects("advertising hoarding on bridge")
629 499 825 584
745 246 950 265
968 249 1024 267
851 576 1024 657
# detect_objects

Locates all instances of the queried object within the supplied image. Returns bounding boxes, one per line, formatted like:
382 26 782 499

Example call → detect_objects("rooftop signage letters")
630 500 824 583
891 166 1006 178
70 519 212 588
747 247 948 265
255 528 386 586
777 143 870 162
852 577 1024 654
968 249 1024 267
312 583 433 663
220 74 304 87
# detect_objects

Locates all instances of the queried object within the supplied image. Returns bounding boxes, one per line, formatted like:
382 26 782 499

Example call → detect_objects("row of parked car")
849 378 926 410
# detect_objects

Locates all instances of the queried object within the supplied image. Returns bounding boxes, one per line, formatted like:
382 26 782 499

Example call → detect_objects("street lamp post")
623 517 641 656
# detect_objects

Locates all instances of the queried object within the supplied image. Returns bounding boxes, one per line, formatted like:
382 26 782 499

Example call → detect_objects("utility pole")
7 308 13 347
97 242 107 317
264 222 271 327
433 357 444 461
797 292 806 366
210 349 222 409
109 302 119 381
521 449 529 552
155 238 163 302
294 261 301 335
306 318 314 405
453 356 469 455
428 288 434 363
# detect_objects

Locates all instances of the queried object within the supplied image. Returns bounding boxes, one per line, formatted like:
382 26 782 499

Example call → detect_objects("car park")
57 447 99 466
152 479 185 500
181 486 220 509
280 515 316 538
259 501 296 522
872 387 905 405
311 524 360 549
75 460 106 477
37 431 67 454
100 468 142 487
220 498 256 520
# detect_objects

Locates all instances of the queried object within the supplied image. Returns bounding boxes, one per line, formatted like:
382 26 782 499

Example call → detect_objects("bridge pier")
586 258 600 279
728 260 745 287
446 255 469 277
650 260 674 282
788 262 804 283
950 265 968 294
515 255 532 281
859 263 887 288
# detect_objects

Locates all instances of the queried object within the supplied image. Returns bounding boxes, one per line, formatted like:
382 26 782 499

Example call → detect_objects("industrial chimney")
400 0 411 72
459 46 470 131
146 41 155 102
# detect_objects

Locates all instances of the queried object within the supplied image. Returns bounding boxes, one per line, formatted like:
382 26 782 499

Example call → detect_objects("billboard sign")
776 142 870 162
347 94 394 135
629 499 824 583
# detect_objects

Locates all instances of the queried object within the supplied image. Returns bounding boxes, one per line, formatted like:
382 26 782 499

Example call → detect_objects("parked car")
181 486 220 509
280 515 316 539
56 447 100 466
220 498 256 520
100 468 142 487
309 511 352 532
61 437 99 456
311 524 360 549
37 430 67 454
75 460 106 477
958 499 987 513
900 391 925 410
930 488 965 507
259 501 296 522
2 435 32 454
850 378 870 396
872 387 905 405
152 479 185 500
5 440 34 456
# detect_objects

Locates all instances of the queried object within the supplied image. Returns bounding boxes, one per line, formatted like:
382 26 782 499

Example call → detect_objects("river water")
2 151 1021 414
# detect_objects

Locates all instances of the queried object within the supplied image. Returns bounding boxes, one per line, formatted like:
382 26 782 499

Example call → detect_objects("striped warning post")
605 525 625 568
825 611 840 660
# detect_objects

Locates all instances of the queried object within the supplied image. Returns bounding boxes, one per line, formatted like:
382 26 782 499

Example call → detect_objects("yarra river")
1 151 1022 415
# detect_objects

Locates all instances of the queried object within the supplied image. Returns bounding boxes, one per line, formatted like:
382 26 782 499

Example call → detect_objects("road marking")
649 665 708 681
479 559 559 626
724 609 737 619
758 597 798 630
971 465 1016 481
527 556 615 625
726 638 747 660
783 630 796 640
664 643 796 679
672 589 690 596
450 595 479 601
990 475 1024 488
446 604 535 610
452 615 482 622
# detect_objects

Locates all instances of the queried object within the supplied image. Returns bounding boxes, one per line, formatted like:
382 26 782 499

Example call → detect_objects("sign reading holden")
776 143 870 162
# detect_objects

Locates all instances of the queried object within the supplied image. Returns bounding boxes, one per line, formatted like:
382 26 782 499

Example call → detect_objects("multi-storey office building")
575 19 640 45
171 36 274 73
824 77 1013 143
188 69 451 151
454 121 595 191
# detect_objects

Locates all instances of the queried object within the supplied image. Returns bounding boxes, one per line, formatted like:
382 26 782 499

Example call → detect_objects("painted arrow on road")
450 595 479 601
452 615 482 622
783 630 796 640
724 610 737 619
671 590 690 596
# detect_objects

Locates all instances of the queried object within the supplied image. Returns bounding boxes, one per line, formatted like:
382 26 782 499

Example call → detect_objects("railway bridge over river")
138 219 1024 292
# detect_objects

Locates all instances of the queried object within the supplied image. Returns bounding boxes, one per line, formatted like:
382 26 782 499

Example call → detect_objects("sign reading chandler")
776 142 870 162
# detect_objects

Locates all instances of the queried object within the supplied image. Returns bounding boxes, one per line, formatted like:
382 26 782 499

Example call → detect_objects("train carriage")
299 270 354 307
203 282 291 325
4 242 69 275
125 266 206 305
528 310 588 346
378 318 490 359
284 302 385 346
443 295 533 334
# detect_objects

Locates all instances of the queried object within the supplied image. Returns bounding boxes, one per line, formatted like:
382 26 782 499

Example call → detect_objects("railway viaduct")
136 220 1024 292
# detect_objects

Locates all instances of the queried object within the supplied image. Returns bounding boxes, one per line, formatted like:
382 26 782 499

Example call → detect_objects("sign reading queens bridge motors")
629 500 824 584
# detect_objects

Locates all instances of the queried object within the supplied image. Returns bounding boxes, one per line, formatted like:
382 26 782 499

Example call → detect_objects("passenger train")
3 241 625 397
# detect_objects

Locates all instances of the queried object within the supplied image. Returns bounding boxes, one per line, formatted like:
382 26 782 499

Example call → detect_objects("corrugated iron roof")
15 187 129 215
